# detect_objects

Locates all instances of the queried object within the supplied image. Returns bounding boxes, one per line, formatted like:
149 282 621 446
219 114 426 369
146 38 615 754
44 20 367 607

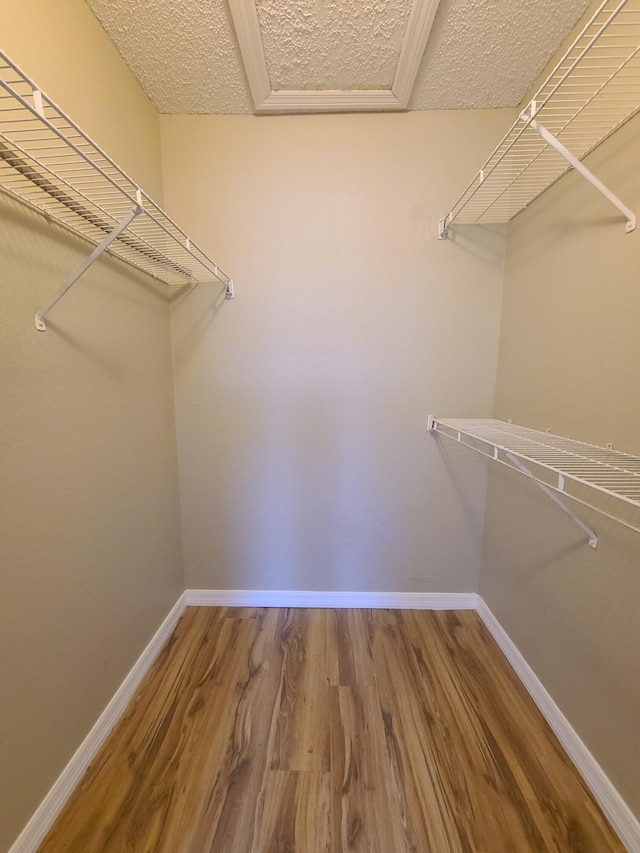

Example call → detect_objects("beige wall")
0 4 183 850
162 110 512 593
481 111 640 817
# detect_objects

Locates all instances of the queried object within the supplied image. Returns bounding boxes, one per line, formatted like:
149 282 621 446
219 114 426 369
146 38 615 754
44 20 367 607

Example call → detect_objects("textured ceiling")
85 0 249 114
255 0 413 90
85 0 591 114
411 0 591 109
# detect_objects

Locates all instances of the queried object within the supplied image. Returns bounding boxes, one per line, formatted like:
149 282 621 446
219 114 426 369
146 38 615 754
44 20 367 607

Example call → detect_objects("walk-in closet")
2 0 639 850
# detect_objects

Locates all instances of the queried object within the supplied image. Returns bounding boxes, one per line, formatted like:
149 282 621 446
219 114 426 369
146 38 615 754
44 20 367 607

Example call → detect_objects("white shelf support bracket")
438 214 450 240
523 106 636 234
428 415 599 549
225 279 234 299
34 205 143 331
502 450 598 549
32 88 44 118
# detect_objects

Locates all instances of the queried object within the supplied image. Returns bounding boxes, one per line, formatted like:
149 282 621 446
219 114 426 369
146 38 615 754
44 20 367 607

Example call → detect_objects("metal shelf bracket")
501 448 598 548
436 1 640 235
1 49 234 327
34 206 142 331
521 101 636 234
428 416 602 549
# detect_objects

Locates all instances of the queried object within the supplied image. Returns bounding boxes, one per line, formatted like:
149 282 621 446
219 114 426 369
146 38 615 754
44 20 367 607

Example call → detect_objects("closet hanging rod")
428 417 640 547
0 50 235 329
438 0 640 236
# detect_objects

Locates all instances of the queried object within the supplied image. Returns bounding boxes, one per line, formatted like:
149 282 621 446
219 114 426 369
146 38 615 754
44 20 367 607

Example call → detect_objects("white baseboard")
8 592 188 853
8 587 472 851
476 596 640 853
10 589 639 853
185 588 478 610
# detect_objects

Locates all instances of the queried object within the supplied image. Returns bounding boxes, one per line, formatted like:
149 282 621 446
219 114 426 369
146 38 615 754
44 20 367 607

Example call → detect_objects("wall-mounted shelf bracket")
424 416 640 550
521 101 636 234
501 448 598 548
1 49 235 327
438 215 450 240
34 205 142 330
436 1 640 235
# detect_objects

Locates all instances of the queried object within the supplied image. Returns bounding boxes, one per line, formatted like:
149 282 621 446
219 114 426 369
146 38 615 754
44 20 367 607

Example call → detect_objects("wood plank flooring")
39 608 624 852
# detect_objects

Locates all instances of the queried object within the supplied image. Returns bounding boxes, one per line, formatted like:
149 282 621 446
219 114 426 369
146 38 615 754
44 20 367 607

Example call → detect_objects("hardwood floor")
39 608 624 852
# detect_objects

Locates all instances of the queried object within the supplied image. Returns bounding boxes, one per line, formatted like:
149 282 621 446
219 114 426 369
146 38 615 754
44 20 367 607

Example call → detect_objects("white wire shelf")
428 417 640 548
439 0 640 234
0 50 233 328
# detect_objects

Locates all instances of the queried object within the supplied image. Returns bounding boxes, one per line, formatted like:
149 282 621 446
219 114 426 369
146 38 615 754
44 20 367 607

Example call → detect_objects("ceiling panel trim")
228 0 442 114
258 89 404 114
393 0 442 103
227 0 271 106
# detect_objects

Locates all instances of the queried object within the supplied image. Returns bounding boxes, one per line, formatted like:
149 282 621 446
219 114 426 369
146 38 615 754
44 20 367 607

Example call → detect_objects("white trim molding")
226 0 270 106
8 593 188 853
185 589 477 609
227 0 442 114
476 596 640 853
392 0 442 104
258 89 404 114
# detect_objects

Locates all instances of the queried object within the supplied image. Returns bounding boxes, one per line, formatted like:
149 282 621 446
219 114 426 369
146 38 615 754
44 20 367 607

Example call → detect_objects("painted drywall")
161 110 512 594
482 111 640 818
0 5 183 850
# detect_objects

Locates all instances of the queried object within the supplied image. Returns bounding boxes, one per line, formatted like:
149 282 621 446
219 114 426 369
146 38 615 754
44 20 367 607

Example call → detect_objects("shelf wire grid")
0 51 229 287
447 0 640 226
431 418 640 538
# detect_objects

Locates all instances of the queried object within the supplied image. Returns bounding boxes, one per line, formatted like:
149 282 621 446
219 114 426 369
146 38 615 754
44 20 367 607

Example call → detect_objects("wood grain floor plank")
40 607 230 851
188 607 290 852
335 609 376 688
331 682 413 853
410 611 609 852
38 607 625 852
270 609 334 773
253 771 332 853
398 610 548 851
370 609 479 852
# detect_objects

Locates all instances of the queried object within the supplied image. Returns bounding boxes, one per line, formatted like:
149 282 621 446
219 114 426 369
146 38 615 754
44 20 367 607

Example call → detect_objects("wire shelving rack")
428 417 640 548
439 0 640 237
0 50 233 329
